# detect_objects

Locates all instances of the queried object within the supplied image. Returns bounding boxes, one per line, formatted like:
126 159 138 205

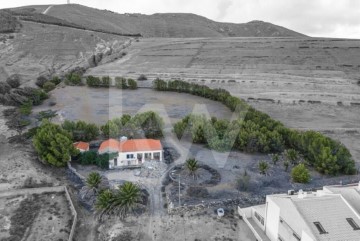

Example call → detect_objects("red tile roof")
98 139 162 153
119 139 162 152
73 141 89 151
98 139 120 153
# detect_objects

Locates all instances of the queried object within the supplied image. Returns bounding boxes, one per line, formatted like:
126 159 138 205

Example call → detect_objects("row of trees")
85 75 138 89
62 120 99 142
157 79 356 176
100 111 163 139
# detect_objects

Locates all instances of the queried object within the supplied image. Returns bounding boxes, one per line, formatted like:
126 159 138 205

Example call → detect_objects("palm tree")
86 172 102 192
96 182 144 220
186 158 199 179
258 161 269 175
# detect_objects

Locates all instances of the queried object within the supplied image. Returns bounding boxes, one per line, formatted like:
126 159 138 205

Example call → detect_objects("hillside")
12 4 306 38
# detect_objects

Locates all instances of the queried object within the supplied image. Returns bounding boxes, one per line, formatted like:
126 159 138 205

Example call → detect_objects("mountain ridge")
3 4 307 38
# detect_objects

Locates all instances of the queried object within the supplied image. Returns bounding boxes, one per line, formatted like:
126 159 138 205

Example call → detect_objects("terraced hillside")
25 4 306 38
87 37 360 162
0 20 129 85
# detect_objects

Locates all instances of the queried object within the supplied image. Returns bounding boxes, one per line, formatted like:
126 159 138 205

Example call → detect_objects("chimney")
120 136 128 142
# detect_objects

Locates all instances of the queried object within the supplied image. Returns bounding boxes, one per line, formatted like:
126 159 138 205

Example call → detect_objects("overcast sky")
1 0 360 38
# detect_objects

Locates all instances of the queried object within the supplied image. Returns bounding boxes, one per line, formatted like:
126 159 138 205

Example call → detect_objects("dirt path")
42 5 53 14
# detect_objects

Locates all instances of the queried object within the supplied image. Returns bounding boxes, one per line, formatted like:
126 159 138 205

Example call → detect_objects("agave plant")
96 182 144 220
258 161 269 175
186 158 199 180
86 172 102 190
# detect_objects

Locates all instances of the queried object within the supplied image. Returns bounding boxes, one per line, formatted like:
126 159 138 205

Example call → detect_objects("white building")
239 183 360 241
98 138 163 169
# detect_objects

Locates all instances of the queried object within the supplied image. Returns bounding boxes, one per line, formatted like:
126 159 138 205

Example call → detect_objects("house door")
114 158 118 166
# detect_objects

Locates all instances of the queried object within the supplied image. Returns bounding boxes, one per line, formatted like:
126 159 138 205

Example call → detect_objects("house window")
314 222 328 234
346 218 360 230
254 211 264 225
126 154 134 159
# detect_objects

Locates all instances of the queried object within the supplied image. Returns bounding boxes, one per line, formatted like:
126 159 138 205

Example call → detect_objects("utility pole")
178 174 181 207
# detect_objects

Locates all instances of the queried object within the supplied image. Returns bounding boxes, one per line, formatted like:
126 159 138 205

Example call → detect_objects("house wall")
265 198 280 241
109 149 163 168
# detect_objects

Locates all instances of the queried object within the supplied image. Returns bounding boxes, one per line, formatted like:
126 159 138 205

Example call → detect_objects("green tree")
115 77 128 89
86 75 101 87
291 164 311 183
96 182 144 219
285 149 299 166
102 76 111 87
33 120 78 167
186 158 199 179
258 161 269 175
101 120 119 138
127 78 137 89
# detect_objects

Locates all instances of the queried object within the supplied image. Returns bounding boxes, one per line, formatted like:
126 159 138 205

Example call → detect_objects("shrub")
36 75 48 88
43 81 56 92
258 161 269 175
50 76 61 85
127 78 137 89
65 73 82 86
86 75 101 87
291 164 311 183
62 120 99 142
115 77 128 89
0 82 11 94
101 76 111 87
137 74 147 81
79 151 97 165
6 74 21 88
235 170 251 191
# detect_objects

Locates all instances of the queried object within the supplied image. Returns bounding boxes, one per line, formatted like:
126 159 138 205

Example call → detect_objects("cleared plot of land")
100 209 254 241
34 87 233 125
0 192 72 241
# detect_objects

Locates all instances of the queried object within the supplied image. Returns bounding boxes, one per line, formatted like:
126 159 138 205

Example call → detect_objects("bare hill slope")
20 4 306 38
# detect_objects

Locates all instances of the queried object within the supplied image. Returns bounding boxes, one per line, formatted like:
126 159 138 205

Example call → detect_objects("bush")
101 76 111 87
43 81 56 92
50 76 61 85
0 82 11 94
65 73 82 86
291 164 311 183
36 75 48 88
62 120 99 142
86 75 101 87
137 74 147 81
79 151 97 165
6 74 21 88
127 78 137 89
115 77 128 89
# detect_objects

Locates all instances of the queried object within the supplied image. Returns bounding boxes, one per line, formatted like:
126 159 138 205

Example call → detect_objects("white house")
98 138 163 169
239 183 360 241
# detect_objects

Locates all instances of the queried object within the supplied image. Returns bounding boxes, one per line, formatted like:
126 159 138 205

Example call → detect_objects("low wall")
0 186 78 241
